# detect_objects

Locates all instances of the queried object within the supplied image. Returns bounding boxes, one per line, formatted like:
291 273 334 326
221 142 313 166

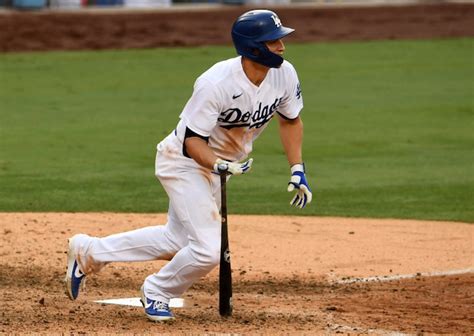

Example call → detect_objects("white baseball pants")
72 131 223 303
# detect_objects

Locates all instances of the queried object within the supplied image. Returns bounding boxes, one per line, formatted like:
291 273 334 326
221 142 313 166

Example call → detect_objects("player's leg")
72 207 186 264
65 202 188 300
141 136 224 314
143 169 221 303
140 134 222 320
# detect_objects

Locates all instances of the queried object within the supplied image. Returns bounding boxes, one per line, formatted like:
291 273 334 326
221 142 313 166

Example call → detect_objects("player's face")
265 39 285 56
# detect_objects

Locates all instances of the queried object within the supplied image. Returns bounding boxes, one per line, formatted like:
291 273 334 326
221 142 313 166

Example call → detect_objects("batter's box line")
327 323 412 336
330 267 474 285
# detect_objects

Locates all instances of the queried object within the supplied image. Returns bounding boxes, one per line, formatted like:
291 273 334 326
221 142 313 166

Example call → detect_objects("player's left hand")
287 163 312 209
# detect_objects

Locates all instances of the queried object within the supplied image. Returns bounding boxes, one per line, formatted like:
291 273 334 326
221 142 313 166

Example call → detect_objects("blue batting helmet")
231 10 295 68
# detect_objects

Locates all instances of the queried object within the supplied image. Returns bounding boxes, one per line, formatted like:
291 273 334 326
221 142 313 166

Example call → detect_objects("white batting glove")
213 158 253 175
287 163 312 209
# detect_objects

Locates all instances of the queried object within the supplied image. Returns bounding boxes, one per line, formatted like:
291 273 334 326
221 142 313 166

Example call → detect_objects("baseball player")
65 9 312 322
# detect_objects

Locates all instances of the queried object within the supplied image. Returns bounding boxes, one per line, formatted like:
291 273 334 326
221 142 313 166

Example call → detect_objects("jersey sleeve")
179 77 222 137
277 63 304 120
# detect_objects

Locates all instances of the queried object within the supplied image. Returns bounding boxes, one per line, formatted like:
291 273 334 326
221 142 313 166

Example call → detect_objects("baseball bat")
219 169 233 316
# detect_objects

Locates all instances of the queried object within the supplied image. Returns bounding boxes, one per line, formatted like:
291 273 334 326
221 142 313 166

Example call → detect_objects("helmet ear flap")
233 36 262 62
250 48 260 57
256 42 284 68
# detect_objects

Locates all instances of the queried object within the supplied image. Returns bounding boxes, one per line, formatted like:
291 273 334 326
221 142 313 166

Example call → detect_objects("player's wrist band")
290 163 305 174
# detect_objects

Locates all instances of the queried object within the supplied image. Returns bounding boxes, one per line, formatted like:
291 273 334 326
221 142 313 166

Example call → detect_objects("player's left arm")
278 115 312 208
278 115 303 166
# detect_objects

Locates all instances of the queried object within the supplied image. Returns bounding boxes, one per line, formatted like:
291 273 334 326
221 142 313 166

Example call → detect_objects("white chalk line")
333 267 474 284
327 323 412 336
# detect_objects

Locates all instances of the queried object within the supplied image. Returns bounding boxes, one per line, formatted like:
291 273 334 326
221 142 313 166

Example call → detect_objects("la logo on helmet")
271 14 282 28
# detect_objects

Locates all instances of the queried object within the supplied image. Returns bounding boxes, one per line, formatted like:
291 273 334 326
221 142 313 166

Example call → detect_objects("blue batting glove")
287 163 312 209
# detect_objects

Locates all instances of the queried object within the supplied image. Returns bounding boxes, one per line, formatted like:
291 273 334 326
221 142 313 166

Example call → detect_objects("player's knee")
189 243 220 267
206 248 221 266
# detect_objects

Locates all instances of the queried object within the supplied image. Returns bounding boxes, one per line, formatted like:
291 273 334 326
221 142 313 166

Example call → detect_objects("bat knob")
217 163 228 173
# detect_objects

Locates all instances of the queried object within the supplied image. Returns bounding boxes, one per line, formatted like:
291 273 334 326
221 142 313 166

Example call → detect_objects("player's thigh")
168 171 221 245
162 201 189 250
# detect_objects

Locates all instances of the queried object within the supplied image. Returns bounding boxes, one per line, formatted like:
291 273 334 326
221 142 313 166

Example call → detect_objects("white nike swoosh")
144 299 153 309
74 263 84 279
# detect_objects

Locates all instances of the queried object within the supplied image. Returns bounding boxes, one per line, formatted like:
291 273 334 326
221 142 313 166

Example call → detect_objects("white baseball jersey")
175 56 303 162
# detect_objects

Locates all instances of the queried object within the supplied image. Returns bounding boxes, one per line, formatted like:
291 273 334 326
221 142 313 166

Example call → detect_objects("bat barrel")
219 170 233 316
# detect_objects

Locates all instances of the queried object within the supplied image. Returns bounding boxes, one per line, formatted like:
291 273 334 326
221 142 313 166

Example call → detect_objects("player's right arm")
185 134 252 175
184 135 217 170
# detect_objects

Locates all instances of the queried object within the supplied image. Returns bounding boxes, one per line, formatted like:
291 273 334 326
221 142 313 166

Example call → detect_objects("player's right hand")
214 158 253 175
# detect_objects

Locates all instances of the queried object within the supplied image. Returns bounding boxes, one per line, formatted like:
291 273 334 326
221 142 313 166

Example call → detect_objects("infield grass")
0 38 473 222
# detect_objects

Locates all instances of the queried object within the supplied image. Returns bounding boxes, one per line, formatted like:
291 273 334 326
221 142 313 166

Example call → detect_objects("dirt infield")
1 3 474 52
0 213 473 334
